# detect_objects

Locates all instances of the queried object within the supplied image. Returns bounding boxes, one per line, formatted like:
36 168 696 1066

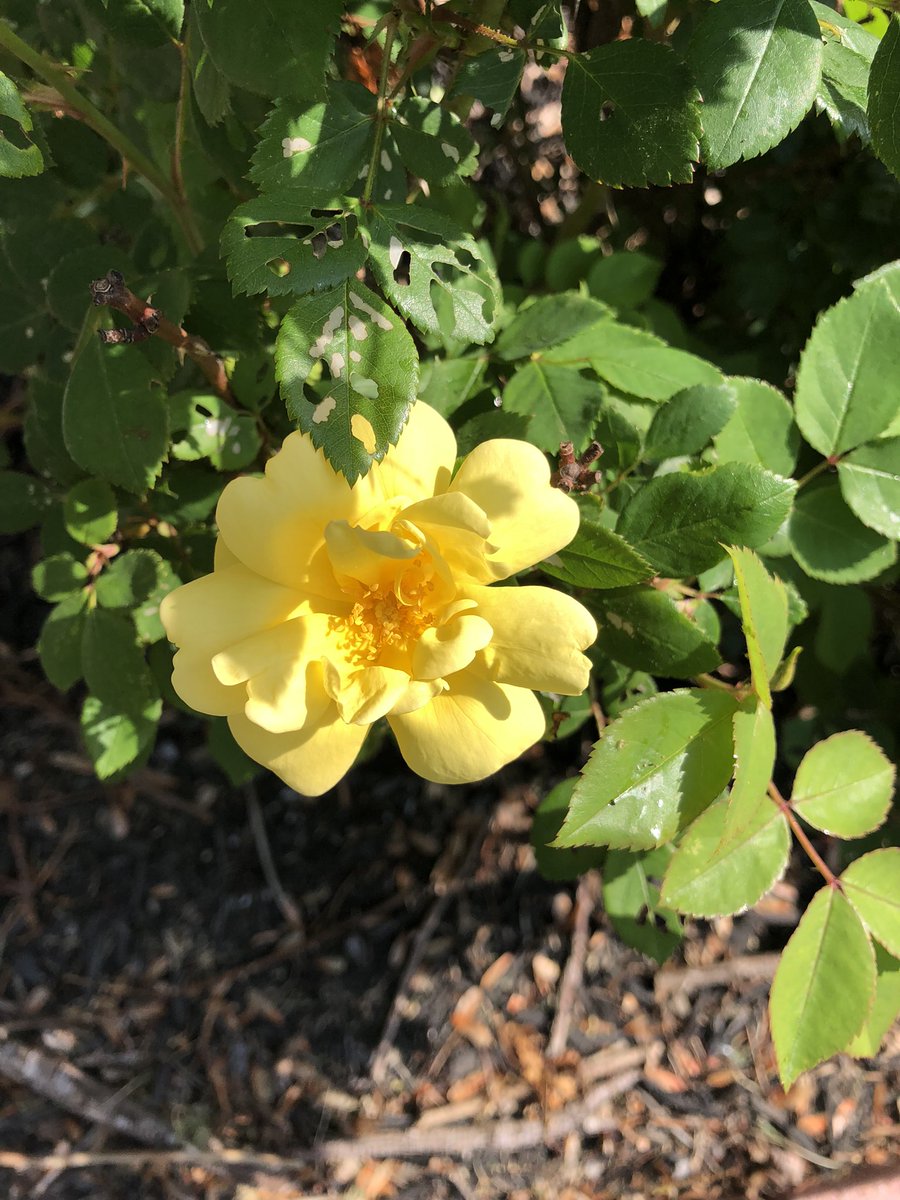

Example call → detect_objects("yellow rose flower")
160 402 597 795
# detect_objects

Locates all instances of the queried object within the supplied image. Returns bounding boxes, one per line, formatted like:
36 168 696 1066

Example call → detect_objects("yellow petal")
389 677 448 715
323 661 412 725
398 491 494 581
171 649 246 716
228 704 368 797
161 565 305 654
448 440 580 580
325 520 419 588
412 613 493 680
373 401 457 502
464 585 597 694
388 670 545 784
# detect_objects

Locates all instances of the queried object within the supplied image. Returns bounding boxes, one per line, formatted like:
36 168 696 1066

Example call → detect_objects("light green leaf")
501 362 602 451
63 479 117 546
562 40 701 186
448 47 525 121
726 546 789 706
643 382 737 462
841 848 900 956
194 0 342 99
391 97 478 184
586 251 662 310
541 506 653 589
812 1 880 141
846 945 900 1057
617 464 796 578
688 0 824 170
794 273 900 456
720 700 777 847
37 593 87 690
221 194 365 298
531 779 606 882
495 294 611 360
837 437 900 539
418 355 487 417
63 341 168 495
81 693 161 780
545 319 721 402
133 558 180 644
868 15 900 179
276 282 417 484
555 688 739 850
367 204 500 344
603 847 682 964
792 731 895 838
0 471 52 533
661 793 789 917
590 586 722 677
788 479 897 583
770 886 875 1087
713 377 799 475
169 392 261 471
636 1 668 30
0 70 45 178
32 554 88 602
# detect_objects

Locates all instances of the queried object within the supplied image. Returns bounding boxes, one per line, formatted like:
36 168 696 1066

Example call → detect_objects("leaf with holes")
792 731 895 839
562 40 701 186
501 362 602 452
169 392 261 471
555 689 739 851
221 193 365 298
688 0 824 170
838 437 900 540
788 479 897 583
366 204 500 345
869 15 900 179
391 97 478 185
770 886 875 1087
276 282 418 483
449 46 526 123
249 82 375 196
0 70 45 178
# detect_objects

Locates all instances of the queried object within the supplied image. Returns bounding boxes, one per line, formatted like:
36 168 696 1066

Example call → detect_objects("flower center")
328 572 437 667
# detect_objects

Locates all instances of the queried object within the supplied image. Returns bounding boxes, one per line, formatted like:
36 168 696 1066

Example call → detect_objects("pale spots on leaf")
349 290 393 331
312 395 337 424
281 135 312 157
330 351 346 376
204 415 235 439
606 610 635 636
350 350 362 363
348 315 368 341
441 141 459 162
498 50 516 63
384 189 393 200
310 305 345 359
389 236 404 270
380 149 392 169
350 413 377 453
350 373 379 400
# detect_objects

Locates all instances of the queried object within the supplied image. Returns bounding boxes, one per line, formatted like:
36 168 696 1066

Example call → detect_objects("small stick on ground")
90 269 234 403
245 783 304 931
547 870 597 1060
654 953 780 1001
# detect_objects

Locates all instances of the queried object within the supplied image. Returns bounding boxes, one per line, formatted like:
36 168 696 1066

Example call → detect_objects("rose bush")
160 401 596 794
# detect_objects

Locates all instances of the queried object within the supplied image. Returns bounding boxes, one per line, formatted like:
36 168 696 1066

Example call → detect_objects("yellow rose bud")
160 402 597 795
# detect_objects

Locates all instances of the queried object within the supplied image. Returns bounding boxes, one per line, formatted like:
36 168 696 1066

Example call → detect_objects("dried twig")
654 953 780 1001
547 871 597 1059
245 783 304 930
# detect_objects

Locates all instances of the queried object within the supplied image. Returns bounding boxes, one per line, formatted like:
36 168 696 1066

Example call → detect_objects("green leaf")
449 47 526 121
595 396 650 471
133 557 180 644
842 848 900 957
726 546 789 706
837 437 900 539
868 15 900 178
545 320 722 402
788 478 897 583
495 294 611 360
617 464 796 578
169 392 261 471
603 847 682 964
37 593 87 690
32 553 88 602
23 375 83 487
249 82 375 196
555 688 739 850
794 273 900 456
276 281 418 484
188 3 231 125
770 885 875 1087
221 193 365 298
46 245 135 332
586 251 662 310
846 945 900 1057
63 479 117 546
391 97 478 185
561 41 701 186
0 470 52 533
644 382 738 462
531 779 606 882
194 0 342 100
367 203 500 344
793 731 895 838
541 507 653 589
713 377 799 475
501 362 602 452
687 0 824 170
590 586 722 677
81 692 161 780
94 549 167 609
207 717 261 786
720 701 777 847
812 1 880 141
82 607 160 717
0 70 45 178
418 355 487 418
660 793 789 917
636 0 668 27
63 340 169 494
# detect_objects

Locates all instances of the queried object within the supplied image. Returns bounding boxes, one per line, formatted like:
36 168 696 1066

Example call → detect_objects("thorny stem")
0 20 203 255
768 781 839 888
428 5 567 58
362 14 399 205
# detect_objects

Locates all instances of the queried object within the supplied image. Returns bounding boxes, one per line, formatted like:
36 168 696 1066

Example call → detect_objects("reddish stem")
768 782 839 888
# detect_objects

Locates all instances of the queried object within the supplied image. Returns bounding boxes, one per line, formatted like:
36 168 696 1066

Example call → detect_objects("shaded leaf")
32 554 88 602
603 847 682 963
0 70 45 178
590 586 722 677
868 15 900 179
788 478 897 583
837 437 900 539
846 945 900 1057
532 779 605 882
63 479 117 546
586 251 662 310
0 470 52 533
448 47 525 122
541 506 653 590
391 97 478 185
37 593 87 690
495 294 611 360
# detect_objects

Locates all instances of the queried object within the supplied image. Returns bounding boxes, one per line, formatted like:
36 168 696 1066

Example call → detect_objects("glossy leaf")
541 509 653 590
501 362 602 451
617 464 796 578
643 382 737 462
276 282 418 483
726 546 789 706
812 1 879 141
688 0 824 170
495 294 611 360
837 437 900 539
713 377 799 475
841 849 900 956
868 15 900 179
562 40 701 186
603 847 682 963
770 886 875 1087
720 701 777 847
590 586 722 678
555 688 739 850
792 731 895 838
788 479 897 583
